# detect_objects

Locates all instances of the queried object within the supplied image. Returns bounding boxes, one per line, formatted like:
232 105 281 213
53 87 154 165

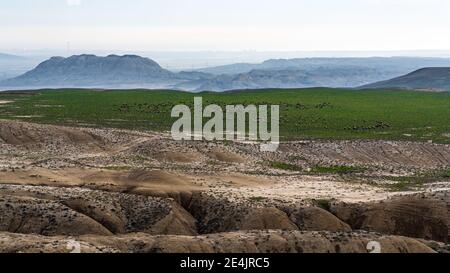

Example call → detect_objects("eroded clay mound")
187 192 298 234
285 207 352 232
0 195 112 236
129 138 206 163
0 120 103 147
129 138 248 164
0 230 435 253
277 140 450 171
0 184 197 236
331 192 450 243
187 192 353 234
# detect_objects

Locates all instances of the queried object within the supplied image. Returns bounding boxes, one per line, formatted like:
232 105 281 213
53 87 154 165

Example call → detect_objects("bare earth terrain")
0 120 449 253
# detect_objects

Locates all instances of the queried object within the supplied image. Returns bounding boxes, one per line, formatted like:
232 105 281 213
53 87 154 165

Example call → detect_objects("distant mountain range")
179 66 393 91
0 53 39 81
2 54 450 91
0 53 25 60
361 68 450 91
194 57 450 75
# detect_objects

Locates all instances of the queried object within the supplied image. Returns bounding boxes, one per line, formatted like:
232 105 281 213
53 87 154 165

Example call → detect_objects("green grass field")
0 88 449 143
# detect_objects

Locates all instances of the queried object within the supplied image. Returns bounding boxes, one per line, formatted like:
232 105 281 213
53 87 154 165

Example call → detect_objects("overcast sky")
1 0 450 52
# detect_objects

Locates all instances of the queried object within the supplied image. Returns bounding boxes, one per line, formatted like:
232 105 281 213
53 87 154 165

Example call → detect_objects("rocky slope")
0 182 448 253
331 192 450 243
0 184 197 236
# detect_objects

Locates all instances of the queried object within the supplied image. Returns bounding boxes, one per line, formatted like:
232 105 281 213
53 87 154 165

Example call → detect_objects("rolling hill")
361 67 450 91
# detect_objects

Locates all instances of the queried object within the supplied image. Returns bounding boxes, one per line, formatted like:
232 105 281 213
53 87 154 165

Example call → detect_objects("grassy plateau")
0 88 449 143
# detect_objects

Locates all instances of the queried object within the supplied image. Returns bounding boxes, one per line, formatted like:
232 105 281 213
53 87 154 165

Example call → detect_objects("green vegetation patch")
445 170 450 178
385 170 450 192
249 196 268 203
0 88 448 143
310 165 366 175
270 161 303 171
311 199 333 211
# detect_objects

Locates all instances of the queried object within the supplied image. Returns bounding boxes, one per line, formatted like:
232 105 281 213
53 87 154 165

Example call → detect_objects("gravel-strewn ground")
0 120 449 253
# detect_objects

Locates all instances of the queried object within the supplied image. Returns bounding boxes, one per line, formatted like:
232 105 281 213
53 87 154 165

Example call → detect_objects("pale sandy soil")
0 119 448 204
0 167 407 204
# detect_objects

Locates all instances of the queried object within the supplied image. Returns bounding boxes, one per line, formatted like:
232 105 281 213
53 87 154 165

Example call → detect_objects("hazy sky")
1 0 450 52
